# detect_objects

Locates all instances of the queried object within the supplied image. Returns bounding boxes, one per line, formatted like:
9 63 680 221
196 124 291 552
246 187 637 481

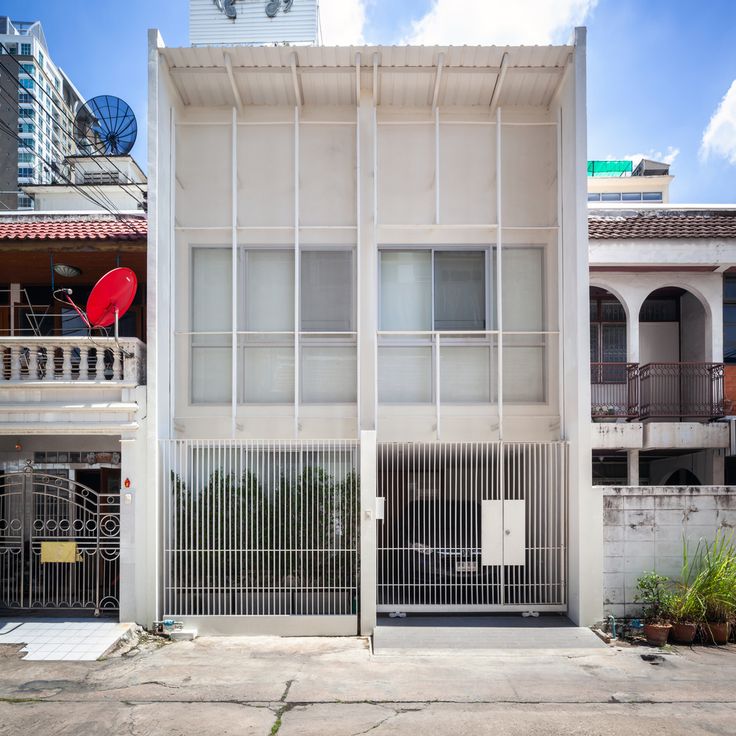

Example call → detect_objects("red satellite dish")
86 267 138 328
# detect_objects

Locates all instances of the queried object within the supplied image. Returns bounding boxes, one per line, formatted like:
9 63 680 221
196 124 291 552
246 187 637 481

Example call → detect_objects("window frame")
724 276 736 364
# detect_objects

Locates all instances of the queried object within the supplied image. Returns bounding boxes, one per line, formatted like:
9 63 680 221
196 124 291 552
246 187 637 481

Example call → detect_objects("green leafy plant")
635 571 675 624
688 531 736 624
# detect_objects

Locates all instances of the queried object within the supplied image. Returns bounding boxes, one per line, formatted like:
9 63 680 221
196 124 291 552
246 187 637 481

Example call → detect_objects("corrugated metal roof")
163 44 572 108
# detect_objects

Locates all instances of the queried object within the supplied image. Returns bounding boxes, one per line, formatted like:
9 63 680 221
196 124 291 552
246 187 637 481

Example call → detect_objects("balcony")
0 337 146 384
591 362 724 421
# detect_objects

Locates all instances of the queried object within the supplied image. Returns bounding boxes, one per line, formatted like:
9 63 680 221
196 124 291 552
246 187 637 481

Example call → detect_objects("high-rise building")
0 18 84 210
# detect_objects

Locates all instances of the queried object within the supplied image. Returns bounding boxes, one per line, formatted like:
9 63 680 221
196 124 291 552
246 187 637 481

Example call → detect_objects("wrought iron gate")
0 469 120 613
376 442 568 613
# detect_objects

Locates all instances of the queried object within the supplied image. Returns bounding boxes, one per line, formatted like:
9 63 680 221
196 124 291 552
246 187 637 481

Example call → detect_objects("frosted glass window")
191 248 232 404
502 247 544 331
503 336 545 403
441 345 493 403
380 251 431 331
192 248 231 333
241 250 294 331
301 250 353 331
378 346 432 403
302 346 357 402
240 341 294 403
434 252 486 330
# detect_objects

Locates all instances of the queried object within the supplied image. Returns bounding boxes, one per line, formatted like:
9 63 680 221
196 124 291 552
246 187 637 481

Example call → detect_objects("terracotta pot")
671 622 697 645
644 623 672 647
702 622 730 645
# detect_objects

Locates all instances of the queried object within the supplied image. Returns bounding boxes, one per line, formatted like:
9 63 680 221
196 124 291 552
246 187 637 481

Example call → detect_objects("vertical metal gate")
0 468 120 614
161 440 360 618
376 442 568 613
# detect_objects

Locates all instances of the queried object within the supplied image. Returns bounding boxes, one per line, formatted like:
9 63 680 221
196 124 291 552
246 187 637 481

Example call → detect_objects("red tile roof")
0 217 147 242
589 212 736 240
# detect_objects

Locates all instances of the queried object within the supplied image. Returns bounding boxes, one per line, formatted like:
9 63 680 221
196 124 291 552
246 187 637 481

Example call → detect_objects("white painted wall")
639 322 678 363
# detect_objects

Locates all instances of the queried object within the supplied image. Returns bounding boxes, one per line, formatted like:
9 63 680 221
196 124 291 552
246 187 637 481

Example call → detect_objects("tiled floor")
0 618 134 661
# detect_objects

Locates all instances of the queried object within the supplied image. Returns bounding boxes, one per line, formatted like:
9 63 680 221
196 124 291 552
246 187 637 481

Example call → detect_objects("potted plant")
635 572 674 647
670 539 705 645
690 532 736 645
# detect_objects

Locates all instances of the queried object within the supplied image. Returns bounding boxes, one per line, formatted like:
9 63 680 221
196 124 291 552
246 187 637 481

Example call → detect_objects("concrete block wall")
600 485 736 618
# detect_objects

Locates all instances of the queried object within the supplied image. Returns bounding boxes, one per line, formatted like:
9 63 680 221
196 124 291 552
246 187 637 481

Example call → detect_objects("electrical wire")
0 71 139 215
0 116 144 228
0 43 148 207
0 78 127 215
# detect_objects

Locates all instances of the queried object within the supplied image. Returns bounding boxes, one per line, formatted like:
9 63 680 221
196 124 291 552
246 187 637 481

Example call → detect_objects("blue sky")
6 0 736 203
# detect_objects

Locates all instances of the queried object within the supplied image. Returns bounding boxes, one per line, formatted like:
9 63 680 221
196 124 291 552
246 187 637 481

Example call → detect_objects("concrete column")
627 450 639 486
627 307 640 364
359 429 377 636
119 386 149 624
709 449 725 485
560 28 602 627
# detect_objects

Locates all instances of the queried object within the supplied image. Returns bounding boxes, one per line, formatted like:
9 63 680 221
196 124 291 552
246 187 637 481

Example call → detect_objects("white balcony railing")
0 337 146 384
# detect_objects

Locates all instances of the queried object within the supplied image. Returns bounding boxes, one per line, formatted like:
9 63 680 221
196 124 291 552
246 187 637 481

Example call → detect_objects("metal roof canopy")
161 44 573 108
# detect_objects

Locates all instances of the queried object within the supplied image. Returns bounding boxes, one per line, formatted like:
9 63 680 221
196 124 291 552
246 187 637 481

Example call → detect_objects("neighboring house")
147 29 593 635
0 212 147 618
0 17 85 210
586 164 736 617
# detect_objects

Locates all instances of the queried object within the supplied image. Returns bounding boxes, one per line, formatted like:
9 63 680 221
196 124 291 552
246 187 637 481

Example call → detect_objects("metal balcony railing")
0 337 146 384
591 362 724 421
590 362 639 418
639 362 724 420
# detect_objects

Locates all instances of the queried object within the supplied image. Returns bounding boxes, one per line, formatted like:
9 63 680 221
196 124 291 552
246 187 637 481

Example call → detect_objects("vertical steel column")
294 106 300 438
231 106 238 438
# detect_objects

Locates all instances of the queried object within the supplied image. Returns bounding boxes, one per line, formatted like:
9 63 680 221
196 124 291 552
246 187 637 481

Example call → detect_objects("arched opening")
638 286 707 364
590 287 632 418
663 468 701 486
638 287 720 420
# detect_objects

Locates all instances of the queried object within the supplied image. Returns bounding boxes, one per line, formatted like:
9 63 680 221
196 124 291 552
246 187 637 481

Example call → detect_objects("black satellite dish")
75 95 137 156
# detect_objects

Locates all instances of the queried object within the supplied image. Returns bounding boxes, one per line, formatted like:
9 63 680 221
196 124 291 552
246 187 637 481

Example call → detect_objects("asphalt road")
1 632 735 735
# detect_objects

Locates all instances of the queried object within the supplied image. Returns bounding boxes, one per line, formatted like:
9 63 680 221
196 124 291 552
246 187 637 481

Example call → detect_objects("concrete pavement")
1 633 735 735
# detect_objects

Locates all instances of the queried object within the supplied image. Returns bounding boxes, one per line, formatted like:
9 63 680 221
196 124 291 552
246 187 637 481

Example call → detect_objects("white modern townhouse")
146 23 594 636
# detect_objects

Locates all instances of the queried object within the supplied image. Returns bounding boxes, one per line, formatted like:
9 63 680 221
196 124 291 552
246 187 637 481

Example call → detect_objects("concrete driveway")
1 633 735 735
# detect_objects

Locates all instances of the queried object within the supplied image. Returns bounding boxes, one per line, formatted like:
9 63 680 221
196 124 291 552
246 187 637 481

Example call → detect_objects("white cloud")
700 80 736 165
620 147 680 168
402 0 597 46
319 0 366 45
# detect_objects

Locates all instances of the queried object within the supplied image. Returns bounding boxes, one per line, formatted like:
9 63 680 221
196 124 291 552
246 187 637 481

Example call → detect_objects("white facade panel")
190 0 318 46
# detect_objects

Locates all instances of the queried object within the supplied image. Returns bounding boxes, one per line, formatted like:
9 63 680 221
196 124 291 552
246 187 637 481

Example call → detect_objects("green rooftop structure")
587 160 633 177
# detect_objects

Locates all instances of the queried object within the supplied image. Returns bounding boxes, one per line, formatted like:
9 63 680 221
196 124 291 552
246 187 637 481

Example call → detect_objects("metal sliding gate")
0 468 121 614
161 440 360 618
376 442 568 613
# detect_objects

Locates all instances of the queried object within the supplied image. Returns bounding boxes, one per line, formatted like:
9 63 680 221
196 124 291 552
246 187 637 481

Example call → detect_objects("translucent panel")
380 251 432 331
240 250 294 331
300 125 356 227
192 248 231 332
503 335 545 403
502 247 544 331
192 336 232 404
378 346 432 403
440 344 494 403
301 345 357 403
237 124 293 227
434 252 486 331
301 250 353 331
439 124 496 224
378 124 434 225
239 339 294 403
177 125 231 227
725 277 736 302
